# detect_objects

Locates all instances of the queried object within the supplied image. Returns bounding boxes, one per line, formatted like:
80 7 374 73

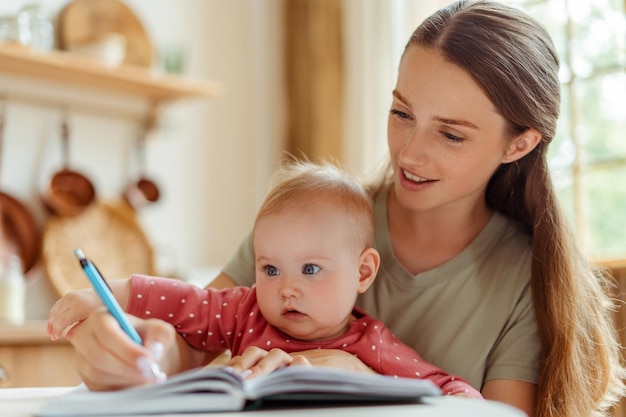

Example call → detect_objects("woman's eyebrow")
434 117 478 130
392 90 479 130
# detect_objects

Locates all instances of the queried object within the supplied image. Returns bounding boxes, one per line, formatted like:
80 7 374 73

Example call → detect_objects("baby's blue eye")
302 264 320 275
265 265 280 276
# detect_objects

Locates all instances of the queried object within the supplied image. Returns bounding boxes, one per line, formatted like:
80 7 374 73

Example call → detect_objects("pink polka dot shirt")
127 275 482 398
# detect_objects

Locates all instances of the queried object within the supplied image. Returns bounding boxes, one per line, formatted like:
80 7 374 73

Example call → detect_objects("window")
503 0 626 261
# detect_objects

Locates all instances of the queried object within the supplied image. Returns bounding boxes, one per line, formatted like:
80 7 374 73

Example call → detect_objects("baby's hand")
47 288 102 340
225 346 311 379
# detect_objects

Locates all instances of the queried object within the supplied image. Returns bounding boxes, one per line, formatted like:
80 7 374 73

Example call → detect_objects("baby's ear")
502 128 542 164
357 248 380 293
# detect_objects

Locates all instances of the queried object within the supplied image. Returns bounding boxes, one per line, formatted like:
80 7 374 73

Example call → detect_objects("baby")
48 160 482 398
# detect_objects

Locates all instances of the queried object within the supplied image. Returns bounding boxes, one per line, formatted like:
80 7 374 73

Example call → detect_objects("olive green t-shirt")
221 184 540 390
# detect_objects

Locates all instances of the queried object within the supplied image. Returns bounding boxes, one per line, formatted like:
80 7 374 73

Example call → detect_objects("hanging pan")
41 114 96 217
0 101 41 273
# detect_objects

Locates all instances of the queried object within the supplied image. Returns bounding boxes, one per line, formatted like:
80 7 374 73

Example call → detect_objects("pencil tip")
73 248 85 260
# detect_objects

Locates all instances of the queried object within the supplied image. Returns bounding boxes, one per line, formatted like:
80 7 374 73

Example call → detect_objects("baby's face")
253 200 364 341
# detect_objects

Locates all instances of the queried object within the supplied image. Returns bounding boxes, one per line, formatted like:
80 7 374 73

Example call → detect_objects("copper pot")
42 116 96 217
0 102 41 273
123 127 159 209
0 192 40 273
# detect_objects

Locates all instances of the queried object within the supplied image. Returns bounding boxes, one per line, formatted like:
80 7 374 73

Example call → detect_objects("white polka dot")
168 313 174 318
412 358 418 362
342 343 348 348
220 340 225 344
285 339 291 343
202 341 206 346
237 333 242 337
189 313 195 318
176 324 181 328
415 371 421 377
226 331 232 336
248 328 254 333
374 325 379 330
197 330 203 334
216 314 221 319
223 302 228 307
371 345 376 350
208 332 213 336
464 389 469 393
393 375 398 379
181 299 186 303
395 356 400 361
266 341 271 346
393 342 398 346
145 310 151 315
136 294 143 299
362 322 367 327
451 377 456 381
160 295 166 301
249 312 254 317
202 300 208 304
149 281 156 285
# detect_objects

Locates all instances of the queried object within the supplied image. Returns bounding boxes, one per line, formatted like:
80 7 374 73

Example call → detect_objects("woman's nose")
399 131 429 165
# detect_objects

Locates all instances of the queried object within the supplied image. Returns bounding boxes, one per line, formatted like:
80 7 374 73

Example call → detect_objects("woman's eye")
442 131 463 143
302 264 320 275
265 265 280 276
390 109 411 120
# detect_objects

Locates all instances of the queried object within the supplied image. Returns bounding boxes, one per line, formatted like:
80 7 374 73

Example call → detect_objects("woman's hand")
64 308 208 391
225 347 375 379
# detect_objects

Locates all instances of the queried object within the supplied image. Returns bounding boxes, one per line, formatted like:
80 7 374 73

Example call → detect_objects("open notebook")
37 365 441 416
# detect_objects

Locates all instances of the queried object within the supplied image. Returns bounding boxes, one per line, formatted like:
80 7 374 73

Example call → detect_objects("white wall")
0 0 285 318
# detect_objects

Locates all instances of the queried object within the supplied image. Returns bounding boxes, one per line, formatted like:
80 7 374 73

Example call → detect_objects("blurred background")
0 0 623 320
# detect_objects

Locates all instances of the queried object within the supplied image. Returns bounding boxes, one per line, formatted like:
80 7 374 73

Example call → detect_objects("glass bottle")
17 4 54 51
0 15 32 47
0 255 26 325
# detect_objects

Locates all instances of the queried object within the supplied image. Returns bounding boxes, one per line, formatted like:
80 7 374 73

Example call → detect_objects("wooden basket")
42 198 155 297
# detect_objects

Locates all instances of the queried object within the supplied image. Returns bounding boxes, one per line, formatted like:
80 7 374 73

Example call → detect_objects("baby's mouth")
282 308 306 320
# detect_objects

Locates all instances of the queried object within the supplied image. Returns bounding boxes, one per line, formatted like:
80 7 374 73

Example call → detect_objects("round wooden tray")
42 199 155 297
57 0 153 67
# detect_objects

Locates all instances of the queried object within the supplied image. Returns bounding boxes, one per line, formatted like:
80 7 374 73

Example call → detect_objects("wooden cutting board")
57 0 153 67
42 198 155 297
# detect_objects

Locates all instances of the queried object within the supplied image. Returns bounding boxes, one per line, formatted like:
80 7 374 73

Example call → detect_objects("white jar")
0 255 26 325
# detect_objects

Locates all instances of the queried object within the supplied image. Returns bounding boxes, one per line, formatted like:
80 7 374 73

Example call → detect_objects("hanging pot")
0 102 41 273
41 114 96 217
123 125 160 209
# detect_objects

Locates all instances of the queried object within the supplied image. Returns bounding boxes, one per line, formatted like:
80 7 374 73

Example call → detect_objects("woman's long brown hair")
400 1 625 416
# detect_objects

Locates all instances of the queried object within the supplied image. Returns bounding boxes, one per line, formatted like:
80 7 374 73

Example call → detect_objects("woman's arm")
481 379 536 417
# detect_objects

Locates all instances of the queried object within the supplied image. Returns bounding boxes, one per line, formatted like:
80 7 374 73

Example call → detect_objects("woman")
52 1 624 416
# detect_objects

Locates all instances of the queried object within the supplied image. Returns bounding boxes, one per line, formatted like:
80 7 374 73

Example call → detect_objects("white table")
0 386 527 417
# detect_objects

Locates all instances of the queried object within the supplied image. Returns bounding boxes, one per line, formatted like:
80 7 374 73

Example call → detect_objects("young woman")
49 2 624 417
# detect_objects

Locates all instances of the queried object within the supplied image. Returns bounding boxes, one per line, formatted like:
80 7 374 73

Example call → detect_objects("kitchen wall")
0 0 286 318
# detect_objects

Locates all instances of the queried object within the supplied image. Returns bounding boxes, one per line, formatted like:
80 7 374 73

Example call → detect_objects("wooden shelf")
0 320 57 345
0 45 221 104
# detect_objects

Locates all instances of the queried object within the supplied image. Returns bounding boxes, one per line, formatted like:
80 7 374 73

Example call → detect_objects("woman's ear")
502 128 542 164
357 248 380 293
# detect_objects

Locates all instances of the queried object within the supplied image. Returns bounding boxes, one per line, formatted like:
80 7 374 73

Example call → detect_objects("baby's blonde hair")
254 159 374 249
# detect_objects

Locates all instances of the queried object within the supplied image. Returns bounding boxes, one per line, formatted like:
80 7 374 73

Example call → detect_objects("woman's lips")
403 169 433 183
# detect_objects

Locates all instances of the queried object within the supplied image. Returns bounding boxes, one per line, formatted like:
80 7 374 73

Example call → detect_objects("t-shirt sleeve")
484 280 540 384
374 325 483 399
221 230 256 287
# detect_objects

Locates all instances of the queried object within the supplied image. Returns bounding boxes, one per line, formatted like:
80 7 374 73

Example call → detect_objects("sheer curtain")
341 0 450 176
